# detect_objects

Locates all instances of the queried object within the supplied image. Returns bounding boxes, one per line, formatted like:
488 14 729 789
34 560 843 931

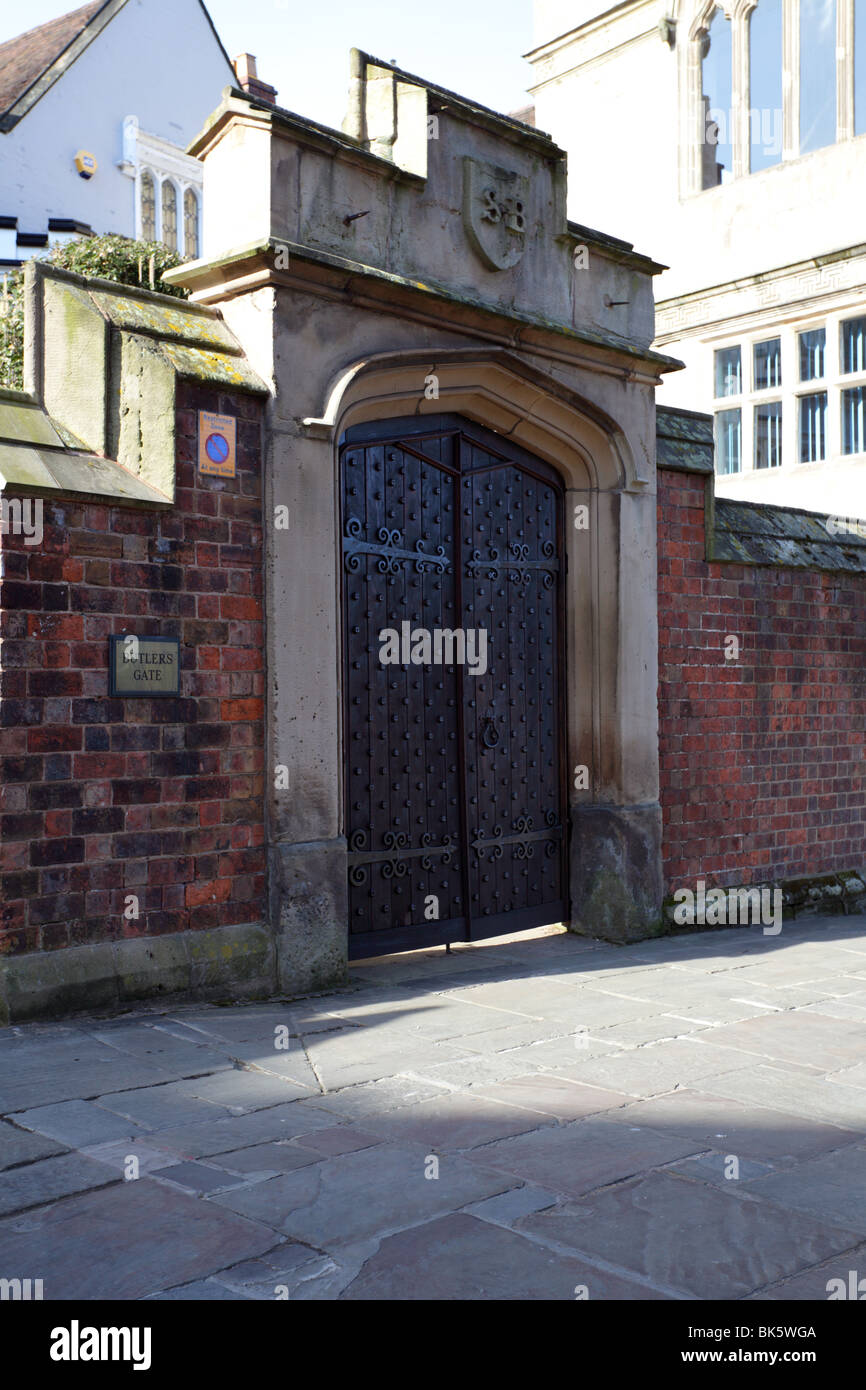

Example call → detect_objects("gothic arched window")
701 8 733 188
140 171 156 241
183 188 199 258
749 0 783 171
161 180 178 252
856 0 866 132
800 0 837 153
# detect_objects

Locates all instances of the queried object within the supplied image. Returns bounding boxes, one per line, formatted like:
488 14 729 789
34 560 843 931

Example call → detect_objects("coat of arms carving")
462 157 529 271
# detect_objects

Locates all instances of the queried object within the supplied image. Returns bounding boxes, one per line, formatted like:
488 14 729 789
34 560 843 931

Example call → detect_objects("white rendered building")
528 0 866 515
0 0 274 270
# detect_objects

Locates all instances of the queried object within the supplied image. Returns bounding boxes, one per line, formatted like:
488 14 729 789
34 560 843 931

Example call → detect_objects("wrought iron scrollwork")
466 540 559 589
472 812 563 861
347 828 456 882
343 518 449 575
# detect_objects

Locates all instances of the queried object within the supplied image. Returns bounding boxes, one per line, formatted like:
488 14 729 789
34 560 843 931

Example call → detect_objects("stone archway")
288 350 663 960
265 348 662 991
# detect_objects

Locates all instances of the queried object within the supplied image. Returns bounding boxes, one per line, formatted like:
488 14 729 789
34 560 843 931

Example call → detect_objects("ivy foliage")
0 233 189 391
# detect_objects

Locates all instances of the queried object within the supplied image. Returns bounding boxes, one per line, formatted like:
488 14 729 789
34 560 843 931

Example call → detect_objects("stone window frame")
121 115 202 255
685 0 860 194
709 308 866 470
136 166 199 254
183 187 200 259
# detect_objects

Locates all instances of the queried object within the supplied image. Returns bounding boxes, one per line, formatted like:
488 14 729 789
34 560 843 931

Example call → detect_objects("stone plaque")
197 410 236 478
109 635 181 697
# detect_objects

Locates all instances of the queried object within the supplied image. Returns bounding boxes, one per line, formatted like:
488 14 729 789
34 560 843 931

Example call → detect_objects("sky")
3 0 536 132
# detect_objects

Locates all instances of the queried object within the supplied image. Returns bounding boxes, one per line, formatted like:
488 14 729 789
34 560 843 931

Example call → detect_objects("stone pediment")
177 52 666 358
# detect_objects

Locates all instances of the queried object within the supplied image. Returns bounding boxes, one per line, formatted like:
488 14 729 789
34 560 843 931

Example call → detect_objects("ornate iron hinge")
344 519 450 575
465 541 559 588
347 829 456 884
472 813 562 860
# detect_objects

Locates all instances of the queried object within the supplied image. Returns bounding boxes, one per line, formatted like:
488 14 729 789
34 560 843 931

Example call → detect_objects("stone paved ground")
2 915 866 1300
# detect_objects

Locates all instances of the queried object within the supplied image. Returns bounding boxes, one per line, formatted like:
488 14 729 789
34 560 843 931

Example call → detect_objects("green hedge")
0 234 189 391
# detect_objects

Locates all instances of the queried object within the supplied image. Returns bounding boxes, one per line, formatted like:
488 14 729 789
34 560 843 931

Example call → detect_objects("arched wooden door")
341 415 566 958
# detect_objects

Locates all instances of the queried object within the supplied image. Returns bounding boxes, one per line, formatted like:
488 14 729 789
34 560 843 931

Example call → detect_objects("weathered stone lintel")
169 238 680 380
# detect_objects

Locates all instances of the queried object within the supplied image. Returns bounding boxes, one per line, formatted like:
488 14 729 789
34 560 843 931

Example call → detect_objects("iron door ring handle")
481 717 499 749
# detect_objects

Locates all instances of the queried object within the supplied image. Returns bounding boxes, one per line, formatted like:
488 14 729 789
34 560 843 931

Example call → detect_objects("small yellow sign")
198 410 236 478
74 149 98 179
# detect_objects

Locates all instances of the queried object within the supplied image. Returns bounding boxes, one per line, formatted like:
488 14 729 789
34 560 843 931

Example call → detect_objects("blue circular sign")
205 432 229 464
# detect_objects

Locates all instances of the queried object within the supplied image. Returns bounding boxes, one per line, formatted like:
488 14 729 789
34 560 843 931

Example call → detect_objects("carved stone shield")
462 157 529 271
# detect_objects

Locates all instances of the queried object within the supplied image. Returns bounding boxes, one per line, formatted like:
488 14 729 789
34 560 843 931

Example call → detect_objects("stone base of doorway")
0 921 275 1027
269 838 350 997
568 802 665 945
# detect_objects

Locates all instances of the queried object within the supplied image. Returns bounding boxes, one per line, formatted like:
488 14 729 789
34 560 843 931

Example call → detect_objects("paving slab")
472 1034 621 1074
553 1038 757 1098
748 1245 866 1300
14 1099 145 1148
466 1115 703 1198
801 997 866 1021
208 1142 327 1177
340 1212 670 1300
0 1119 65 1170
667 1152 775 1184
593 1016 708 1046
150 1161 252 1194
517 1171 864 1299
827 1062 866 1091
0 1056 178 1112
210 1141 518 1247
84 1024 235 1075
95 1080 236 1130
355 1092 553 1152
292 1126 382 1158
149 1279 250 1300
144 1101 338 1160
0 1152 118 1216
0 1179 279 1300
529 988 674 1029
654 997 781 1026
464 1184 560 1224
696 1066 866 1132
608 1091 861 1163
301 1032 448 1090
381 999 534 1041
449 1019 574 1054
699 1012 866 1071
742 1145 866 1234
405 1047 574 1088
162 1009 300 1045
216 1243 322 1290
474 1074 632 1122
219 1045 320 1088
179 1068 314 1111
309 1075 452 1120
77 1138 183 1178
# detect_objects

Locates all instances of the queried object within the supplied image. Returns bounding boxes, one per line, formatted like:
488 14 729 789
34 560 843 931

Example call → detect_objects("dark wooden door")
342 416 566 959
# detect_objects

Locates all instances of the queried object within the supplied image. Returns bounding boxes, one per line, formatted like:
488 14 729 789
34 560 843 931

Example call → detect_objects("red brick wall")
0 381 266 957
658 467 866 892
